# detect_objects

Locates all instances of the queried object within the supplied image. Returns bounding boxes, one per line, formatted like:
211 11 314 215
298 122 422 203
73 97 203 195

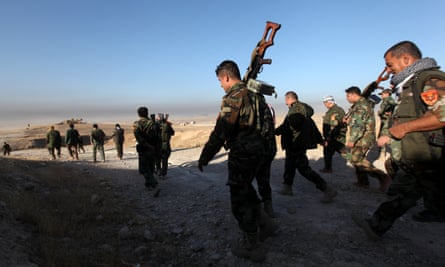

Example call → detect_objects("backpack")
246 83 277 158
253 93 277 158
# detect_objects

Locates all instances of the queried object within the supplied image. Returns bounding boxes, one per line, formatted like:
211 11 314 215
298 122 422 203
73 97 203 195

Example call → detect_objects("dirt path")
3 145 445 266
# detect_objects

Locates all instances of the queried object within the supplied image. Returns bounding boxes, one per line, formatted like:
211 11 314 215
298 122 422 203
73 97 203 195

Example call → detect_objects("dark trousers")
284 149 327 191
67 144 78 159
115 143 123 159
255 157 273 202
159 148 171 176
48 146 56 159
137 148 157 188
228 153 262 233
370 165 445 235
322 140 345 170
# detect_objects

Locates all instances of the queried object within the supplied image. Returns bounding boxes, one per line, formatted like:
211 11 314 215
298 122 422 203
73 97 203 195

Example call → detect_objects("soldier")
158 113 175 177
377 88 396 158
134 106 160 197
344 86 391 192
91 124 106 163
111 123 125 160
275 91 337 203
46 125 62 160
198 60 276 262
152 114 162 175
2 142 11 156
353 41 445 239
65 123 80 160
320 96 347 173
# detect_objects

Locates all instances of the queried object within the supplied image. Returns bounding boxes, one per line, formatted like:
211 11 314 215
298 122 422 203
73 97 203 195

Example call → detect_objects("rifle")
243 21 281 96
361 67 391 99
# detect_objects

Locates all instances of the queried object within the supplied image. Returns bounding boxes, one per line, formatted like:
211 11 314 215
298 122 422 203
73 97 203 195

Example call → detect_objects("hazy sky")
1 0 445 125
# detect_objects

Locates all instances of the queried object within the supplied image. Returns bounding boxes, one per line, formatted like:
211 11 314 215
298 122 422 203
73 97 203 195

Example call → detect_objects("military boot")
231 232 266 262
320 185 337 203
354 168 370 188
263 200 276 218
279 184 293 196
377 173 391 192
258 209 278 241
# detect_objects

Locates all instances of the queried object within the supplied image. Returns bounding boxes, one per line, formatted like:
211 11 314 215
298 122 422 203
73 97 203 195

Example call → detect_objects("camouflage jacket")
46 129 61 147
322 104 346 143
133 117 160 150
111 128 125 144
159 121 175 143
378 96 396 120
65 128 80 145
91 128 106 145
199 82 265 165
347 97 375 148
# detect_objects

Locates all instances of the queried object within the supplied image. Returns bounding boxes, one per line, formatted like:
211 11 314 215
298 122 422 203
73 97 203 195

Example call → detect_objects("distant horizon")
0 99 338 131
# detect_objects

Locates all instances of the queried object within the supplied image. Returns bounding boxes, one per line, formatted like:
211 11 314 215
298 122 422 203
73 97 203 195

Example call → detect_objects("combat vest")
393 68 445 165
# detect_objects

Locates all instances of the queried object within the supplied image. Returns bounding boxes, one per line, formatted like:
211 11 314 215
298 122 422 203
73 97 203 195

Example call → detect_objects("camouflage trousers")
227 153 263 233
369 165 445 235
93 143 105 161
343 145 387 185
48 146 61 159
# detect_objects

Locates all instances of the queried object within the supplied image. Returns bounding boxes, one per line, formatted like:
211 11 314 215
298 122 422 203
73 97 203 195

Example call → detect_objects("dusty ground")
1 121 445 266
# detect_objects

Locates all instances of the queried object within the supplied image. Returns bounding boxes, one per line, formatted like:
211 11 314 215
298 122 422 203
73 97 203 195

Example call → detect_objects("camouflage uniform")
65 125 80 160
322 104 346 171
275 101 328 192
46 127 62 160
91 126 106 162
378 95 396 137
111 125 125 159
367 68 445 233
199 82 266 234
345 97 389 188
134 116 160 189
157 119 175 176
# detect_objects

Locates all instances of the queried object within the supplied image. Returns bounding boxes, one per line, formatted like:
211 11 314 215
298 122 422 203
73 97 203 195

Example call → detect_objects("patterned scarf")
390 57 438 85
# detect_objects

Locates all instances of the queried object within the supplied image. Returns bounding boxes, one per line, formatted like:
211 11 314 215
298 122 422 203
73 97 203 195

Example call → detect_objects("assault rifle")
243 21 281 96
361 67 391 102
